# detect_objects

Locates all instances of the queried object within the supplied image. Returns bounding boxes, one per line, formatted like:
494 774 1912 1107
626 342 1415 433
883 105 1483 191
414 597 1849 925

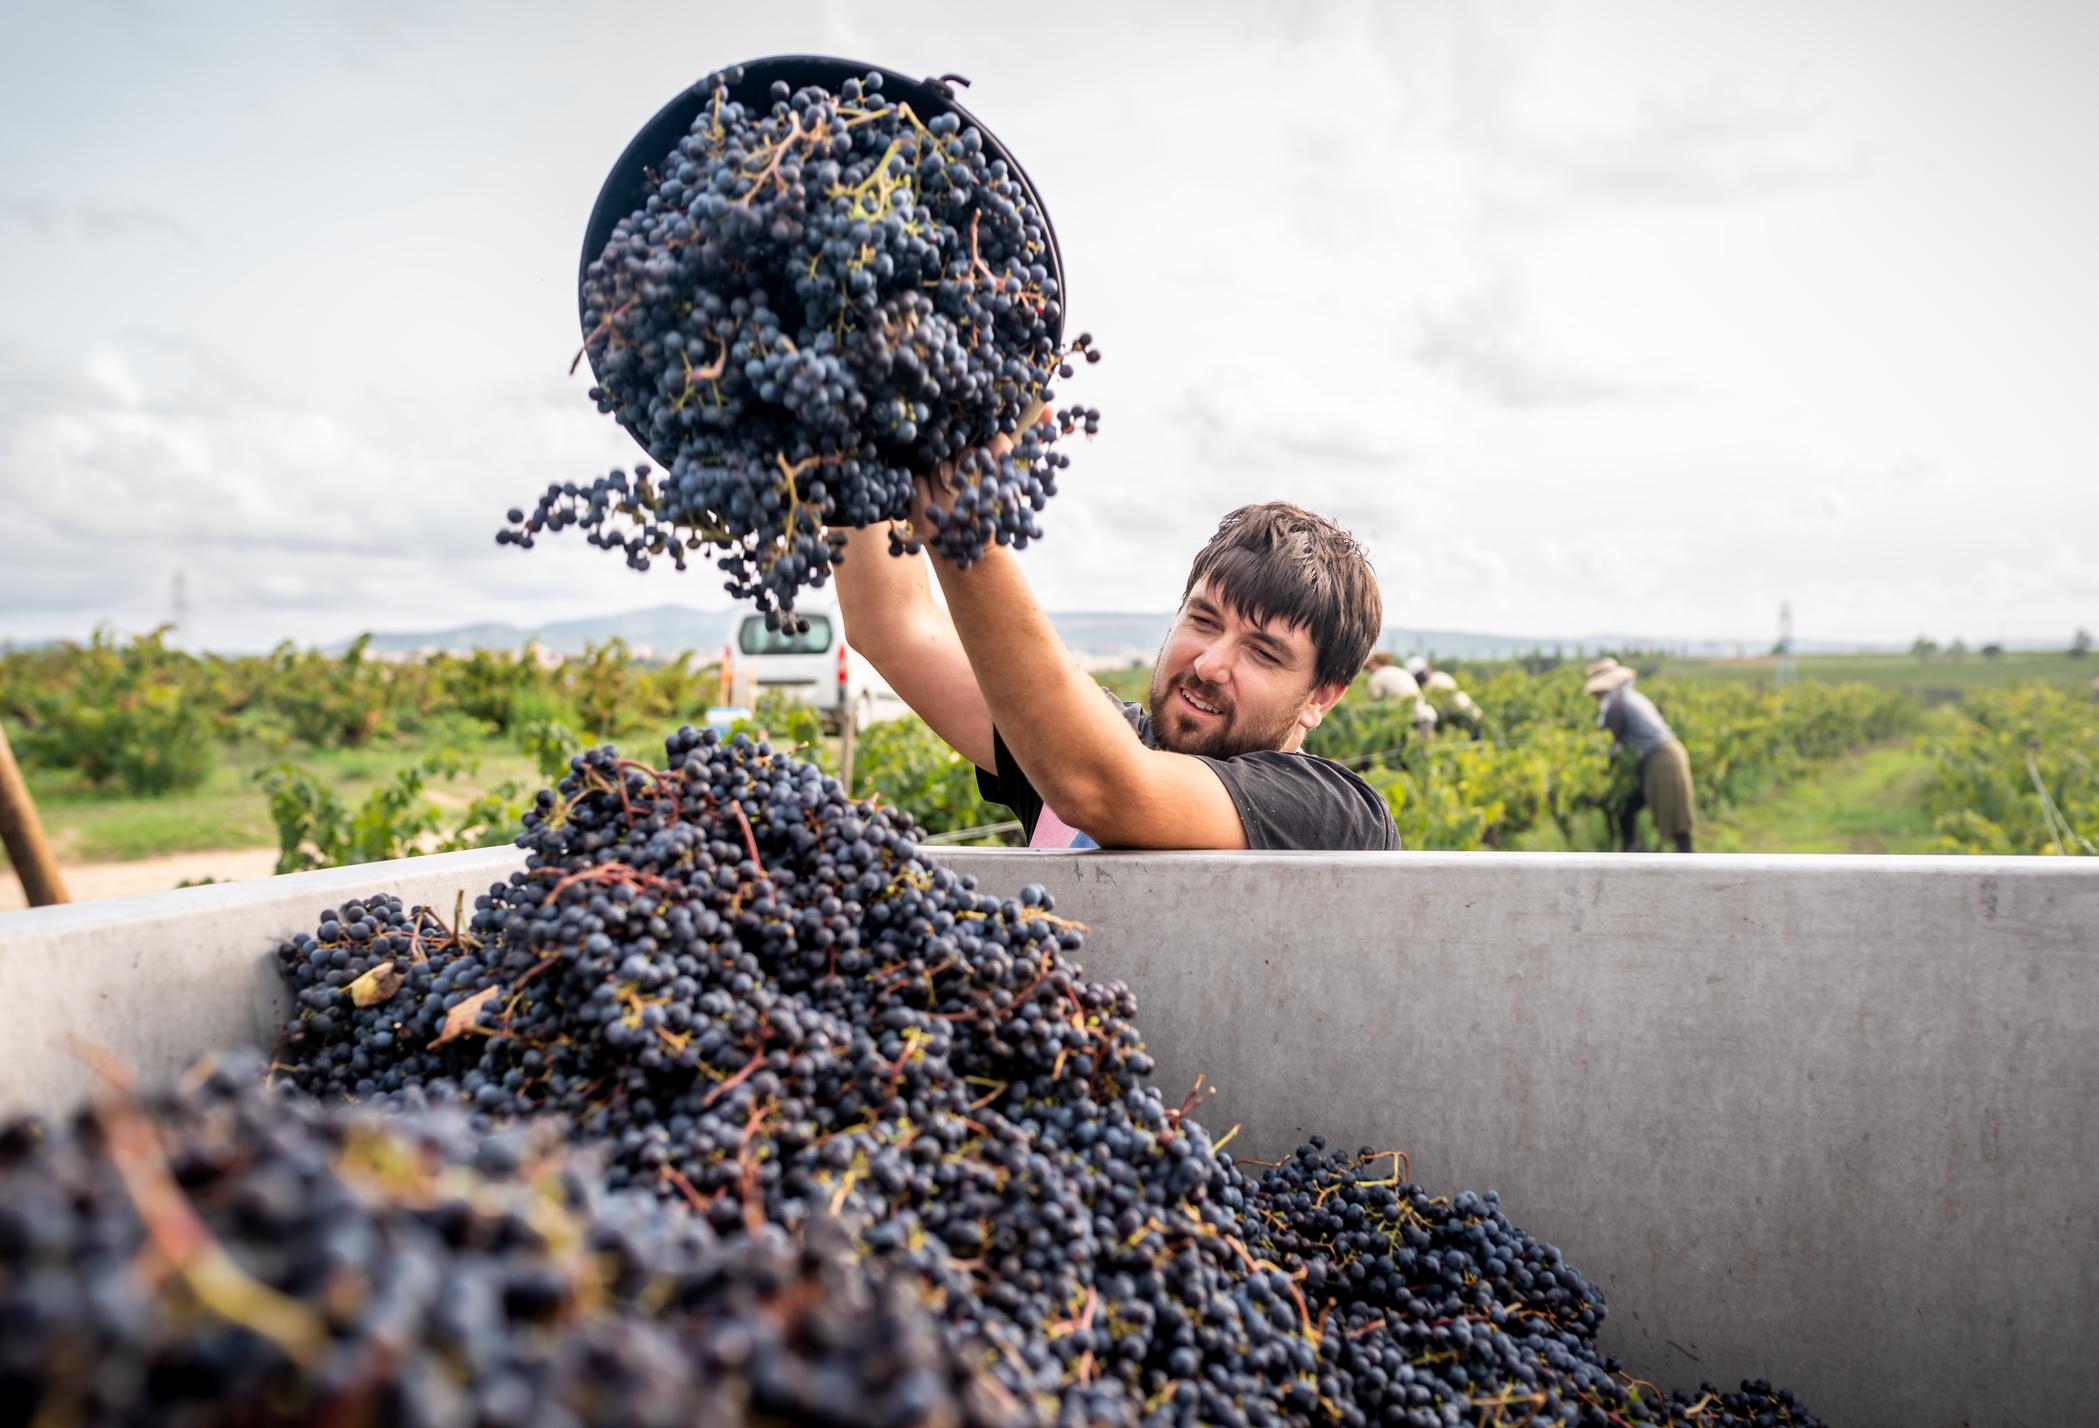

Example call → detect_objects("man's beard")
1146 662 1301 760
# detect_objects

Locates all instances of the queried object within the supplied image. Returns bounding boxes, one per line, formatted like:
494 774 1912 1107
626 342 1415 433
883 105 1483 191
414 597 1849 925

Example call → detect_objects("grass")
1696 742 1940 854
3 735 546 865
1648 650 2098 700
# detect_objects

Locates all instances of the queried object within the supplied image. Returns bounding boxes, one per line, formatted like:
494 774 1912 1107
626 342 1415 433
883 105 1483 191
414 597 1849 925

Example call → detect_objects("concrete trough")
1 847 2093 1428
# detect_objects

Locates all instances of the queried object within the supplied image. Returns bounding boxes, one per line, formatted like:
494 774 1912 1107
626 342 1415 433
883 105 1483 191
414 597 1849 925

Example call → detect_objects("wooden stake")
839 703 858 799
0 719 68 906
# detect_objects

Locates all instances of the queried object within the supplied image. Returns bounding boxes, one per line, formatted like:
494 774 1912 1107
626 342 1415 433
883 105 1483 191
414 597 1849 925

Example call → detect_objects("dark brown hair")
1181 503 1382 690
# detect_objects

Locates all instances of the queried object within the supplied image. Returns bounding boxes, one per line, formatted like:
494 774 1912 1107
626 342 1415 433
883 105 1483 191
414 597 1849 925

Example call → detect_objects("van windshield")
738 615 833 656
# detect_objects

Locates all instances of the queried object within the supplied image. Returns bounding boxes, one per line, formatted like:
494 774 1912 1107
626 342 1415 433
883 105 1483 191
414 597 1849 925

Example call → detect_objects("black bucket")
577 54 1066 399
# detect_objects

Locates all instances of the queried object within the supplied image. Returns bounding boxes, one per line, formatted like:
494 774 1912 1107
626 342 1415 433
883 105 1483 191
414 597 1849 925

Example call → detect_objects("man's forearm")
928 545 1137 826
833 523 936 660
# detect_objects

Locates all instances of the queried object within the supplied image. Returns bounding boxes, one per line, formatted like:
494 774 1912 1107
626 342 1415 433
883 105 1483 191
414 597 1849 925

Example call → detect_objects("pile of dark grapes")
499 66 1102 629
249 726 1828 1427
0 1053 1014 1428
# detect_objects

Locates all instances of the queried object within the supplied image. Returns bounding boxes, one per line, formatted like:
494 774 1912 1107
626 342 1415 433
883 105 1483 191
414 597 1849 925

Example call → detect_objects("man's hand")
903 401 1046 556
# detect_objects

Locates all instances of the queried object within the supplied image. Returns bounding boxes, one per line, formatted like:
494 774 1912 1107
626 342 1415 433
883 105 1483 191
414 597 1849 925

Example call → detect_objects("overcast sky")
3 0 2095 652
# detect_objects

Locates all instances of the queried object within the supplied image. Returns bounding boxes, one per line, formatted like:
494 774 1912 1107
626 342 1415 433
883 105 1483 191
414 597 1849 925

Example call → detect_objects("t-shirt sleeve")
1197 751 1399 851
975 724 1043 838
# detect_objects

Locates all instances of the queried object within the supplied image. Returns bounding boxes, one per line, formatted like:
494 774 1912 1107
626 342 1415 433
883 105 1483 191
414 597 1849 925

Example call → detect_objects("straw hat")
1584 657 1622 679
1584 663 1634 697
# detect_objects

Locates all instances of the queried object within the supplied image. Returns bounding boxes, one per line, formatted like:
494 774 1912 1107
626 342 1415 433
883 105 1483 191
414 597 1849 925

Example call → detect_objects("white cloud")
1413 276 1645 409
83 348 146 407
0 0 2093 652
0 339 654 647
0 196 196 244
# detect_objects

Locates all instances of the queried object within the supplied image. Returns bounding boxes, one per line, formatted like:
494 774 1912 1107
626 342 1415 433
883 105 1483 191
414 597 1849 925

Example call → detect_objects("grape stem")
735 108 808 207
700 1028 772 1111
570 299 637 375
90 1076 330 1364
729 801 766 872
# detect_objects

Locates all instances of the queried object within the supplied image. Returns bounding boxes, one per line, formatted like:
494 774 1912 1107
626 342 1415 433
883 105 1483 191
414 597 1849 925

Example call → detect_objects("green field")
1649 649 2097 699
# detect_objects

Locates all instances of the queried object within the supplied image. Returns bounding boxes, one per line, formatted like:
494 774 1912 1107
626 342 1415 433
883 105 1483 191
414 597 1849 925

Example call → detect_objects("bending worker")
1584 658 1695 852
1364 651 1421 702
836 445 1398 851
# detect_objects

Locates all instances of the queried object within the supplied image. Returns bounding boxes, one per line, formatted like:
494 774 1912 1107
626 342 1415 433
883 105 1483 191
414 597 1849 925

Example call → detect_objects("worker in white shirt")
1364 652 1421 702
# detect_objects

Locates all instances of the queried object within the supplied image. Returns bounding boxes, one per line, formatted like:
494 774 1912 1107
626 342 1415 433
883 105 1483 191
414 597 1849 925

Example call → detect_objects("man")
834 459 1396 851
1584 658 1695 852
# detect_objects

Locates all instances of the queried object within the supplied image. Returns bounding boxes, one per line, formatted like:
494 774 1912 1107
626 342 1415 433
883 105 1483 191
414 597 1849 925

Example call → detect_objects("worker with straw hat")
1584 658 1696 853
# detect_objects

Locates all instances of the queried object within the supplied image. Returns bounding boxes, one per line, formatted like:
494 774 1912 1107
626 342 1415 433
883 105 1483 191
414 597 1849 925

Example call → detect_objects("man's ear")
1298 680 1350 732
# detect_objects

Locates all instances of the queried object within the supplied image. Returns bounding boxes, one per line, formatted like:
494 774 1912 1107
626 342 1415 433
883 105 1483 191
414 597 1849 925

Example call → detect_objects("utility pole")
0 720 69 907
1775 601 1797 688
171 568 189 635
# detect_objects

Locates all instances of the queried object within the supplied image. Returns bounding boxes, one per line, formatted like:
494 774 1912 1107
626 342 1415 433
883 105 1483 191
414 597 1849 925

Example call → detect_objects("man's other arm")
926 543 1246 850
831 523 996 771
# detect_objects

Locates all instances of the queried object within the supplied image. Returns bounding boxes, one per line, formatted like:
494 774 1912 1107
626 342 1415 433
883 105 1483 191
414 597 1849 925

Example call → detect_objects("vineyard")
1922 684 2098 855
1306 669 1922 852
7 630 2090 879
0 627 720 787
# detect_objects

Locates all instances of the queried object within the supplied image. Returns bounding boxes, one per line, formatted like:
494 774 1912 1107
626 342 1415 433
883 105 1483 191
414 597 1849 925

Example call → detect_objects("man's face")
1147 579 1344 759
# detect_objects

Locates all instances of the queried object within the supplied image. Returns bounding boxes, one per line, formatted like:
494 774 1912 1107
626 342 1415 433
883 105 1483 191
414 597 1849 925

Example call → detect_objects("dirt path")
0 847 283 912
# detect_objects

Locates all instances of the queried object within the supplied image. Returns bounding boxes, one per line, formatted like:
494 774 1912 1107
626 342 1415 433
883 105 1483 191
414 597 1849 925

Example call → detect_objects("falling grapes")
498 67 1103 631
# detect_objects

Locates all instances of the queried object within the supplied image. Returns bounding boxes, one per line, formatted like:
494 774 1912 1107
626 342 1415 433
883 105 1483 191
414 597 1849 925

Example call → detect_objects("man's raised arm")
831 523 996 772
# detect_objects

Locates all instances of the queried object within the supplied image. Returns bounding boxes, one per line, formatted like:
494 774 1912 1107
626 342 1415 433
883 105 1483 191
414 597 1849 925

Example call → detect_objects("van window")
738 614 833 656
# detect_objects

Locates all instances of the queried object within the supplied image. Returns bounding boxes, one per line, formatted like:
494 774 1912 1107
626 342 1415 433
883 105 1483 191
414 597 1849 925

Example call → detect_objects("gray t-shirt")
1598 685 1676 760
976 691 1399 851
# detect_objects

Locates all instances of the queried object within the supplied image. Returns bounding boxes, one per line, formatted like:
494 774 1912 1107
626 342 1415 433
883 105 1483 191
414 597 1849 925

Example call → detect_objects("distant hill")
335 604 1750 665
342 605 743 661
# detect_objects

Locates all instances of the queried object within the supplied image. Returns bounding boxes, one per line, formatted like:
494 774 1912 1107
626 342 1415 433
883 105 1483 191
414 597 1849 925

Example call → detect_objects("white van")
733 605 902 733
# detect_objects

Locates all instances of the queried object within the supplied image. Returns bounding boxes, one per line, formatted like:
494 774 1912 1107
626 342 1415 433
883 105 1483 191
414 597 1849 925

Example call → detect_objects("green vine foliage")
256 749 530 874
1924 686 2097 854
517 719 590 782
848 714 1010 840
14 629 2083 859
2 626 217 795
1307 667 1917 851
0 630 728 798
731 691 835 776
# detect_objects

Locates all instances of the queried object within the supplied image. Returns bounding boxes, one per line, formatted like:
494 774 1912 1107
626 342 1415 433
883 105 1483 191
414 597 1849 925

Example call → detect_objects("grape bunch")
260 726 1832 1427
0 1053 1017 1428
499 66 1102 630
